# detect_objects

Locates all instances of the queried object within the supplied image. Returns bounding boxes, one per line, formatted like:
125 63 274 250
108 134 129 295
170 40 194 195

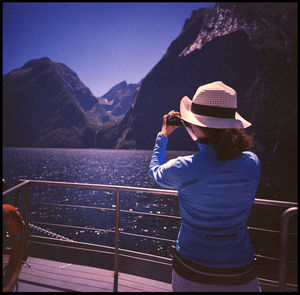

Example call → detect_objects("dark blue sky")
3 2 215 96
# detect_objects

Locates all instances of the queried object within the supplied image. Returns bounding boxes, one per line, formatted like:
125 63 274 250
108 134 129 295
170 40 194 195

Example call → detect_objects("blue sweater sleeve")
148 133 181 190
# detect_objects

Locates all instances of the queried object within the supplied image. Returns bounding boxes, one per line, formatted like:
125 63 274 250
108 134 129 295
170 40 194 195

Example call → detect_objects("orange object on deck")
3 204 25 292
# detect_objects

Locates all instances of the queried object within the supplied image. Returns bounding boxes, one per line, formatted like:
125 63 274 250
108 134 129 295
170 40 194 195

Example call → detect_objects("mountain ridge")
3 57 138 147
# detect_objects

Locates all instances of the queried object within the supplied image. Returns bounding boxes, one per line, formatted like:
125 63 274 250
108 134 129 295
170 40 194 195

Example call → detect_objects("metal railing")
2 179 298 292
278 207 298 292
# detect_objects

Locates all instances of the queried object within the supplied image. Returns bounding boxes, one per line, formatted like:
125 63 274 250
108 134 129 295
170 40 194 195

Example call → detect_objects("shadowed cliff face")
3 58 138 148
3 58 90 148
3 57 107 148
96 2 297 200
111 2 297 150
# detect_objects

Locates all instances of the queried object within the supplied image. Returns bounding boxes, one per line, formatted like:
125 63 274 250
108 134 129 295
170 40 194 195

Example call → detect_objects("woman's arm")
148 111 181 189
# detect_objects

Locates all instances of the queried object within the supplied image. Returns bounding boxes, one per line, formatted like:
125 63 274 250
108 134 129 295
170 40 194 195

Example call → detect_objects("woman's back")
177 143 260 231
149 137 260 267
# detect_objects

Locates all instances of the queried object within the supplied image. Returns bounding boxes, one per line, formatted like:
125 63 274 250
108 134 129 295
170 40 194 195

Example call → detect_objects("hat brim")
180 96 251 129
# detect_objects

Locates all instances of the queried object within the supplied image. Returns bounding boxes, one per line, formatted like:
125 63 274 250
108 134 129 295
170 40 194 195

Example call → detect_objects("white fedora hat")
180 81 251 129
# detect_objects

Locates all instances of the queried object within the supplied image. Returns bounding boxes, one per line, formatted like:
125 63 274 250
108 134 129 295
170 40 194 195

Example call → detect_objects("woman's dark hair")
198 127 253 162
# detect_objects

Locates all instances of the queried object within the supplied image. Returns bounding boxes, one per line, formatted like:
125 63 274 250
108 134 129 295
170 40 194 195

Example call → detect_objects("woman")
148 81 261 292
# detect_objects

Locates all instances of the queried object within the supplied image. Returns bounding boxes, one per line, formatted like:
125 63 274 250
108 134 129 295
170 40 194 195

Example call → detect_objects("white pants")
172 269 261 292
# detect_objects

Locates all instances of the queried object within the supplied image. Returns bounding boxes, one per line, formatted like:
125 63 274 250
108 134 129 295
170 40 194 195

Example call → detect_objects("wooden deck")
3 255 298 292
3 255 172 292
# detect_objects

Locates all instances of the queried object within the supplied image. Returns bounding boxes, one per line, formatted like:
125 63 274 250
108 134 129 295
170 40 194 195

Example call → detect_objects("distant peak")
117 80 127 86
22 57 52 69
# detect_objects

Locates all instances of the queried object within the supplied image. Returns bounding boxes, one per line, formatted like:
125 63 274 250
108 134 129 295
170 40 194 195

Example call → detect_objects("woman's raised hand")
160 110 180 138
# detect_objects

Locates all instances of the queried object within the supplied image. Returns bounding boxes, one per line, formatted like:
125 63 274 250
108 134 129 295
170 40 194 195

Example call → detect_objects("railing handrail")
3 179 297 208
2 179 298 292
2 180 29 196
18 179 179 195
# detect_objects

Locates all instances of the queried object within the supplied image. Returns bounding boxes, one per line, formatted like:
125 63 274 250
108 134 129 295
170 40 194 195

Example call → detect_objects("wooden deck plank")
11 256 172 292
118 272 172 292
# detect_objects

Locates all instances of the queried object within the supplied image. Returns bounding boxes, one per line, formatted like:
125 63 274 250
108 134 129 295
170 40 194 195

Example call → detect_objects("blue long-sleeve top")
148 133 260 268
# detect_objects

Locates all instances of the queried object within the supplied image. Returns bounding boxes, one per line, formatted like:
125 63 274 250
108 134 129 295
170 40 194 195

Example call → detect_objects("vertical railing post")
24 182 30 233
2 179 6 204
24 182 30 260
14 180 21 209
278 207 298 291
113 188 120 292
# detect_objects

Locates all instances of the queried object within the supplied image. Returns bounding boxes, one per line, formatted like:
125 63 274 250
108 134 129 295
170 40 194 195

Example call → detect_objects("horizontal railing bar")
258 277 298 289
32 201 181 220
2 180 29 196
254 254 298 264
18 179 298 207
118 252 172 266
255 254 279 261
254 198 298 208
30 234 116 251
29 238 116 257
120 209 181 219
247 226 297 236
118 246 172 262
119 231 176 243
248 226 297 236
32 201 116 212
248 226 281 235
19 179 178 196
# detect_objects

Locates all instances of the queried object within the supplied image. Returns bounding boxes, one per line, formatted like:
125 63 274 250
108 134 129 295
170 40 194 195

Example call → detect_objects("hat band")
191 103 236 118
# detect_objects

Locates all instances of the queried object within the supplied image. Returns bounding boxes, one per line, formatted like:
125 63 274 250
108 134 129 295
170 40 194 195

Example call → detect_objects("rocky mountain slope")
2 58 137 147
3 58 93 147
95 2 297 200
88 81 139 124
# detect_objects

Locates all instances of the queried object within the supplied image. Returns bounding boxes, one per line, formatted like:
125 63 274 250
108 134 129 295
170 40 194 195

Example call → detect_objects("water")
2 147 191 257
2 148 167 188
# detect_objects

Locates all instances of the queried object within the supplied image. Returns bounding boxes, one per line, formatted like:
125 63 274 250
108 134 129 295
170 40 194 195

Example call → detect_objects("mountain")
99 80 140 118
91 81 140 124
95 2 297 201
3 57 102 147
3 57 139 148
